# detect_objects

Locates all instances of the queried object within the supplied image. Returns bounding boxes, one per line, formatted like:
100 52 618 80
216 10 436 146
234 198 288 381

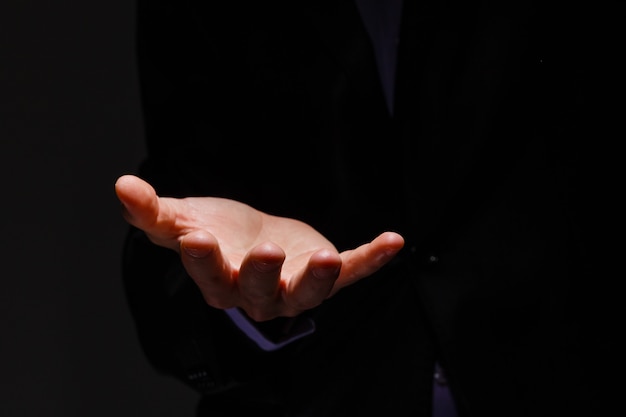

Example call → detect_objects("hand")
115 175 404 321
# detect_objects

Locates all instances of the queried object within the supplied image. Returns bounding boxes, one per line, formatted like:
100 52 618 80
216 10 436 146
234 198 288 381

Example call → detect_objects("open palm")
115 174 404 320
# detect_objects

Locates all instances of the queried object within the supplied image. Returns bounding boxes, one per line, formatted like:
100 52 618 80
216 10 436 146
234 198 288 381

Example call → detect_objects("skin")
115 174 405 321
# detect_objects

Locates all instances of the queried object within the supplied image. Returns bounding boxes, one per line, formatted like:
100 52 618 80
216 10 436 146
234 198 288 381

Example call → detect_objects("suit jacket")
122 0 613 416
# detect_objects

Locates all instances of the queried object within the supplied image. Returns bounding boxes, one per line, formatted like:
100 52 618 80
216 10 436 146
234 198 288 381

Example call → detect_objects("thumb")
114 174 160 230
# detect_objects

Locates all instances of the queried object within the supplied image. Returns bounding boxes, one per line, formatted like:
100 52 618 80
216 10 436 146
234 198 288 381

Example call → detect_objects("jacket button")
427 254 439 264
434 363 448 386
408 246 440 267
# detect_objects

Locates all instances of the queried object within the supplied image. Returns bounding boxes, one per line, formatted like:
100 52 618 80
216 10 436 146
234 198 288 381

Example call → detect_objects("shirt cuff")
224 307 316 351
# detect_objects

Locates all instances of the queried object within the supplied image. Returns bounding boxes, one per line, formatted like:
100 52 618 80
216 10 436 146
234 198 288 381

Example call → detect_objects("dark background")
1 1 197 416
1 1 621 416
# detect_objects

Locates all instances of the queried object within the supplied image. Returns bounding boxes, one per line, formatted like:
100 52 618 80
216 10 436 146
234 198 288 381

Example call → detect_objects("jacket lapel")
394 1 471 240
303 0 386 110
397 4 538 245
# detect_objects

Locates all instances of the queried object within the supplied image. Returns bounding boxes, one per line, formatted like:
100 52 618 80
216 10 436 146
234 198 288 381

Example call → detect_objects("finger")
115 175 184 249
180 229 238 309
114 175 160 228
333 231 404 293
237 242 285 321
283 248 341 313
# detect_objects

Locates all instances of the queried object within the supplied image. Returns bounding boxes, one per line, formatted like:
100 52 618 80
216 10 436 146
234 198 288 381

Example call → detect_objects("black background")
1 1 621 416
1 1 197 416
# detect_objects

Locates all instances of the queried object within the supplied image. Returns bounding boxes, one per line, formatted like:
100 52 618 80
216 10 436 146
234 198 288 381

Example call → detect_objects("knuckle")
202 294 235 310
242 292 275 304
286 297 318 312
243 307 277 322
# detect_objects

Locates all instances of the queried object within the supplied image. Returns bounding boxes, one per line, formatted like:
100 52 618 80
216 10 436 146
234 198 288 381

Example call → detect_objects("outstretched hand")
115 175 404 321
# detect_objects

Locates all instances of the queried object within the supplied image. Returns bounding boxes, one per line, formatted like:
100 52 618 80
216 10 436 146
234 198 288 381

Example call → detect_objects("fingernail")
253 260 281 273
313 265 341 280
183 246 210 258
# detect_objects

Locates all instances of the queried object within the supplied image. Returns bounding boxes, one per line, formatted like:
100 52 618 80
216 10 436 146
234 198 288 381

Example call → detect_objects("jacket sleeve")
121 225 319 416
122 226 264 392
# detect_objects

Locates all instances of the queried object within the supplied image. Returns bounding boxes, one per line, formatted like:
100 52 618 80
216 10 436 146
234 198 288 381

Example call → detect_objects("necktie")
353 0 403 114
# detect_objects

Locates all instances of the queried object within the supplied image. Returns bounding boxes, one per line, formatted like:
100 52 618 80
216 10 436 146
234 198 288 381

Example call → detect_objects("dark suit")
122 0 613 416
